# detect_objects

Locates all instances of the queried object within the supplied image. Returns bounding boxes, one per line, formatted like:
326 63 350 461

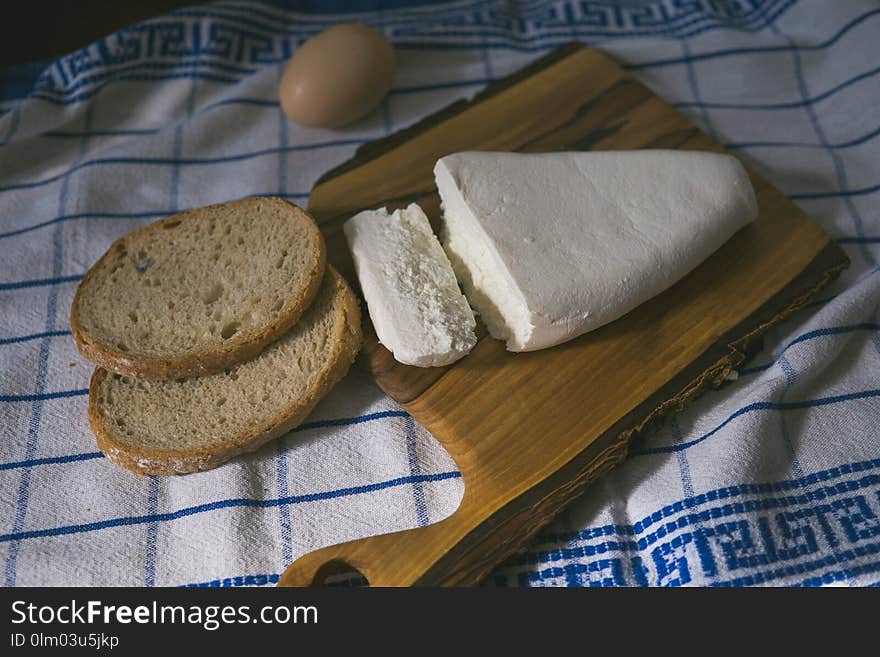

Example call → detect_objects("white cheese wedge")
435 150 758 352
344 203 477 367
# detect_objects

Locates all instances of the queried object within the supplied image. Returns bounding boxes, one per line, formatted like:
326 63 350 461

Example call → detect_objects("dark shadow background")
0 1 214 66
0 0 450 65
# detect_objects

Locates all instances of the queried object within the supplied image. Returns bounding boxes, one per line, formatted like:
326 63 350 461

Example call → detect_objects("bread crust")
71 197 326 380
88 268 362 476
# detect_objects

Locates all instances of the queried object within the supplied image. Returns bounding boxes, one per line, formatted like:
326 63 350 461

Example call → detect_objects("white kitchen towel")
0 0 877 587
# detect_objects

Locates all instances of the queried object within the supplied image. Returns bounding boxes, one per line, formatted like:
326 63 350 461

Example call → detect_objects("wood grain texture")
278 44 848 587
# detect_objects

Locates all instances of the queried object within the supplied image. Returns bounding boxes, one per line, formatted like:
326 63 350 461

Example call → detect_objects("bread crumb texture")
72 197 324 377
89 267 361 475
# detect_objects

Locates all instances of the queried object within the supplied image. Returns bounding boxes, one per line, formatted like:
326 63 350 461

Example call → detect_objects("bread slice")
71 197 326 379
88 267 362 476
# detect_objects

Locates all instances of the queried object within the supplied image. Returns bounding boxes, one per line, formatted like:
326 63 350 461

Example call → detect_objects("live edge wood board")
278 44 849 586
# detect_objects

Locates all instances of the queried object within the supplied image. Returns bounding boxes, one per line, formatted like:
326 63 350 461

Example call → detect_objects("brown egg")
279 24 395 129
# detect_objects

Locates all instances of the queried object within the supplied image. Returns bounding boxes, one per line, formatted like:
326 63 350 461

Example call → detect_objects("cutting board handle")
277 530 434 587
277 508 472 587
278 435 634 586
277 553 370 587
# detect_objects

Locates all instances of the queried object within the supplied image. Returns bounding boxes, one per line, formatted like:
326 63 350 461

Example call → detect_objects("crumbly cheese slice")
344 203 477 367
435 150 758 352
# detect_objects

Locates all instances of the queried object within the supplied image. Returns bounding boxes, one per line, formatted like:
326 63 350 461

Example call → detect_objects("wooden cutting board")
278 44 848 586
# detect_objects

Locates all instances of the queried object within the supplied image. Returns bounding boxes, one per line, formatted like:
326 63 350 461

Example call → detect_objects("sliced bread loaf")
71 197 326 379
88 266 361 475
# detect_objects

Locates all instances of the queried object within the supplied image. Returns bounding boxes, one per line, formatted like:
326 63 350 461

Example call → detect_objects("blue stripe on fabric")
277 78 289 197
0 211 169 241
144 478 160 587
0 451 103 471
0 388 88 404
5 328 53 586
673 65 880 111
839 236 880 244
0 140 361 194
0 410 410 469
0 471 462 544
44 128 161 138
739 362 773 376
791 182 880 201
274 440 293 566
795 561 880 587
741 323 880 375
299 410 408 429
773 21 874 266
404 415 429 527
632 388 880 457
0 330 70 346
626 8 880 70
671 414 695 498
181 573 280 588
30 59 257 102
776 323 880 355
30 72 242 106
274 75 294 568
392 78 491 95
777 356 806 481
727 122 880 150
251 191 308 200
3 102 92 586
667 412 699 589
680 38 718 141
0 274 83 291
208 97 280 109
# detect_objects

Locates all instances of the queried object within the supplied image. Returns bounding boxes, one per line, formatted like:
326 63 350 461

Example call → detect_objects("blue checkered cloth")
1 0 878 587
